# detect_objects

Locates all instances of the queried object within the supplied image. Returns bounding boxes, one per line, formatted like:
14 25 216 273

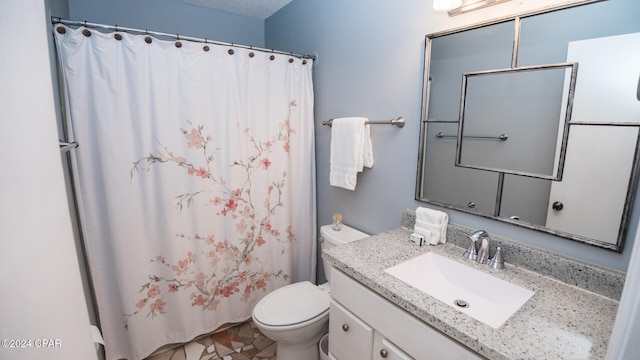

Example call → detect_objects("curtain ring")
82 21 90 37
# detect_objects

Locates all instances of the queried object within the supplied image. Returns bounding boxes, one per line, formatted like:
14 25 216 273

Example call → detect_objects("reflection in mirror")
500 174 551 225
417 0 640 252
428 21 515 122
422 122 499 215
544 125 639 243
456 64 577 180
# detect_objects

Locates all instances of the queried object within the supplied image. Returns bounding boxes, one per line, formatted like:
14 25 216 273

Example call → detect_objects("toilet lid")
253 281 329 326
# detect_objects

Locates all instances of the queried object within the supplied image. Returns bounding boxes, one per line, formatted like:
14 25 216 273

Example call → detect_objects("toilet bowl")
251 224 368 360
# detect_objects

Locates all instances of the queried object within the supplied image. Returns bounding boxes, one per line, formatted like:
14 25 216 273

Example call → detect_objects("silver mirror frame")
415 0 640 252
455 63 579 180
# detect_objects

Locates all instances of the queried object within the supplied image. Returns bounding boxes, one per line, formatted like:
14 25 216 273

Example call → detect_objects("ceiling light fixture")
433 0 463 12
434 0 512 16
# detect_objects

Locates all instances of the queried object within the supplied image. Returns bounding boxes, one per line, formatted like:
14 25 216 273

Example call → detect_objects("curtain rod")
59 141 79 152
51 17 316 61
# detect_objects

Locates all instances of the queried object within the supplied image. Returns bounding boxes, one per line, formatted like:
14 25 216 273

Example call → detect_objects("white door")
545 32 640 244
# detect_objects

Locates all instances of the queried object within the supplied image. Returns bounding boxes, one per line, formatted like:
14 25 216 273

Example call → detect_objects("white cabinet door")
373 332 413 360
329 300 373 360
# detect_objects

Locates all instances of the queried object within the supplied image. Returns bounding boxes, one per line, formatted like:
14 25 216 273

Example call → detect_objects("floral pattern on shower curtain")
125 115 295 325
54 25 316 360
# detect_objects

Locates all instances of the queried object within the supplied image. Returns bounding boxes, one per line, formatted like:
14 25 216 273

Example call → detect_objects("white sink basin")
385 252 534 328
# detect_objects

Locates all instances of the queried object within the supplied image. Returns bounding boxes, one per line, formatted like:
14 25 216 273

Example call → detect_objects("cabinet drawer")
329 300 373 360
374 332 413 360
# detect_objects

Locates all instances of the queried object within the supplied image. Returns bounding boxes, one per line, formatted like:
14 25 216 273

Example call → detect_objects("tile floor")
145 321 277 360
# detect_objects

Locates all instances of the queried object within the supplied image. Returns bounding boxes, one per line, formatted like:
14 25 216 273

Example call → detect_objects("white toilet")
252 224 368 360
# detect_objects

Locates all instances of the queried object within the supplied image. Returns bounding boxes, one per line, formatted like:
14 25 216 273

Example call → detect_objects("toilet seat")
253 281 329 327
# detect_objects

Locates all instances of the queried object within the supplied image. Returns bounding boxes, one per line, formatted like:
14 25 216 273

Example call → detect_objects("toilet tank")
320 224 368 283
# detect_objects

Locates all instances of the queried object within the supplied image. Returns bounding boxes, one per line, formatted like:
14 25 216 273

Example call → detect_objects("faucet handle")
463 241 478 261
463 232 482 261
487 246 505 269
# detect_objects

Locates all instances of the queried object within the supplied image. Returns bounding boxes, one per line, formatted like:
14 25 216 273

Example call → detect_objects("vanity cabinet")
330 300 412 360
373 331 412 360
329 268 484 360
329 300 373 359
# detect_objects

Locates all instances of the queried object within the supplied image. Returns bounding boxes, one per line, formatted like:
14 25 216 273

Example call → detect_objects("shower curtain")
54 24 316 360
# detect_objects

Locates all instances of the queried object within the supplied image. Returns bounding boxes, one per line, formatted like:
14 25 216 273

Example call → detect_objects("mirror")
457 64 577 180
417 0 640 252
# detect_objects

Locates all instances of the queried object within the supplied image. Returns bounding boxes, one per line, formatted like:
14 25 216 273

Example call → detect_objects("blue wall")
266 0 640 275
58 0 639 273
67 0 265 47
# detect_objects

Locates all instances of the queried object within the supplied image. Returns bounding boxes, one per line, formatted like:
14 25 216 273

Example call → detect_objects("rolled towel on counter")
412 225 433 245
414 207 449 244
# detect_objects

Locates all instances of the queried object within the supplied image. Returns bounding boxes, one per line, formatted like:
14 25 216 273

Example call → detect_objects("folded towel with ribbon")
329 117 374 190
414 207 449 245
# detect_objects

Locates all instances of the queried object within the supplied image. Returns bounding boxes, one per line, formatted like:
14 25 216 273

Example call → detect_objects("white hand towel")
414 221 442 245
414 207 449 244
362 123 374 168
412 224 433 244
330 117 374 190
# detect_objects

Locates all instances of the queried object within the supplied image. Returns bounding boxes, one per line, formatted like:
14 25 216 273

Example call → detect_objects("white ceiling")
172 0 294 19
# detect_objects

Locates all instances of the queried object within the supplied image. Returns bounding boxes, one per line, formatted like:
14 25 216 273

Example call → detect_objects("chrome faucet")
463 230 487 261
463 230 504 269
477 234 490 264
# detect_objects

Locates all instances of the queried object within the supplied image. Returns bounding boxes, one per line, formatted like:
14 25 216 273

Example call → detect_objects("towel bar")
322 117 405 128
435 132 508 141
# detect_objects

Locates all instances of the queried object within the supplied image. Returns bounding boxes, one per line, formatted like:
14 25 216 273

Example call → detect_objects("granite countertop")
323 227 620 360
